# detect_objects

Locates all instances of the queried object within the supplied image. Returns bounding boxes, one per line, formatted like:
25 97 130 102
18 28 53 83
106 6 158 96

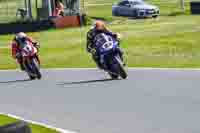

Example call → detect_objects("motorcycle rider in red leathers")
11 32 40 70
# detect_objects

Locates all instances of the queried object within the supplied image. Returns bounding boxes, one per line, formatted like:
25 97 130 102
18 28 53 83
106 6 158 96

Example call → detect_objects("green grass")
0 0 42 23
0 0 190 23
0 114 59 133
0 0 200 69
1 15 200 69
85 0 191 20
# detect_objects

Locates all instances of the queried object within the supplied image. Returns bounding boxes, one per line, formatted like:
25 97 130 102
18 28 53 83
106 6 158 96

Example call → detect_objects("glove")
114 33 121 41
33 42 40 48
116 33 121 40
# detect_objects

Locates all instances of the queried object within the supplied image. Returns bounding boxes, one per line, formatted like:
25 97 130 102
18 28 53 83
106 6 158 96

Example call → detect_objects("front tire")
31 58 42 79
119 65 127 79
109 72 119 79
115 56 127 79
31 58 42 80
29 75 36 80
23 60 36 80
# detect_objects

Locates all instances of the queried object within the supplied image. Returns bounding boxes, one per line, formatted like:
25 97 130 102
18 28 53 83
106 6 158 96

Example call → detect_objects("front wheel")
32 58 42 79
29 75 36 80
119 64 127 79
23 60 36 80
115 56 127 79
109 72 119 79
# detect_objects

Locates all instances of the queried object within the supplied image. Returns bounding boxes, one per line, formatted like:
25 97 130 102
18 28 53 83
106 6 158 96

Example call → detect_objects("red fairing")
11 36 40 65
11 41 19 59
11 37 35 59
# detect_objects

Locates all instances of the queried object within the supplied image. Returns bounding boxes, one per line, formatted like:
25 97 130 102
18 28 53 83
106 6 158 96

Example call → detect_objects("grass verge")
0 1 199 69
1 15 200 69
0 114 60 133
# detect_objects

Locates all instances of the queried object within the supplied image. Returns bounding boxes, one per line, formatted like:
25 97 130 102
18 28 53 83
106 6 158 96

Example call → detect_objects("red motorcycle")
21 41 42 80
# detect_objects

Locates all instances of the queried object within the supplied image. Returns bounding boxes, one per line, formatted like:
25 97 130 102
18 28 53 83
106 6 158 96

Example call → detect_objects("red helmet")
95 20 106 30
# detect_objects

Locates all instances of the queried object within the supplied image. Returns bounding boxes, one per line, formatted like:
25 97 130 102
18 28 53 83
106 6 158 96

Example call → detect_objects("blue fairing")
100 41 118 54
94 33 121 71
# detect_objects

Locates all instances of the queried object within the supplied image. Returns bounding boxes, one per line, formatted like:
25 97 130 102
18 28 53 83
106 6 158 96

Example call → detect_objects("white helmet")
15 32 27 40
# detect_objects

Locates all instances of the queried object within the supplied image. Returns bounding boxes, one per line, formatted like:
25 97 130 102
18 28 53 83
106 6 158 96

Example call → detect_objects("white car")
112 0 160 18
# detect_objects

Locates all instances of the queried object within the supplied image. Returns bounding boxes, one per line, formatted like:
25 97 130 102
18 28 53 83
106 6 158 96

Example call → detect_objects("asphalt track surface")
0 68 200 133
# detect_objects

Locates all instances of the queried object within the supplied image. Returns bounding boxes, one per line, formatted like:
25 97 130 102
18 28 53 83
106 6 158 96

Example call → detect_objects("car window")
131 1 144 5
118 1 130 7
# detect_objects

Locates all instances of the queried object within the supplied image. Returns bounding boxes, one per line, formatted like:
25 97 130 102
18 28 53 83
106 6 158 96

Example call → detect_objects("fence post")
180 0 185 12
28 0 33 19
48 0 52 16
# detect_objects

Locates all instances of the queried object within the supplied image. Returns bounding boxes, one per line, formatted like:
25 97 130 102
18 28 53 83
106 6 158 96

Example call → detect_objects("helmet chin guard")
16 32 27 40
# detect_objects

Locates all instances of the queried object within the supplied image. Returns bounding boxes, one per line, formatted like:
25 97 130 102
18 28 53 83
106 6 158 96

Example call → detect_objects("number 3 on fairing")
23 45 32 53
102 42 113 50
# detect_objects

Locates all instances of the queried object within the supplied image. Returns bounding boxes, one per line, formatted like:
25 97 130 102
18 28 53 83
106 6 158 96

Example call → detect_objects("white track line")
1 67 200 72
43 67 200 71
0 113 77 133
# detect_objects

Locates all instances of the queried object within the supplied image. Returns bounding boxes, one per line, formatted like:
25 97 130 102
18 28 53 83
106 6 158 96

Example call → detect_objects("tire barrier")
191 1 200 14
0 121 31 133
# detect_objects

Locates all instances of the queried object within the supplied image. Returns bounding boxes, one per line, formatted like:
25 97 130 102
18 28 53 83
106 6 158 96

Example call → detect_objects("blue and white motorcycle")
93 33 127 79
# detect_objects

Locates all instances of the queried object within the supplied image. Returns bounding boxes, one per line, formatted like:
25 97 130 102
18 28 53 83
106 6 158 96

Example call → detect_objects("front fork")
23 57 31 73
34 54 40 65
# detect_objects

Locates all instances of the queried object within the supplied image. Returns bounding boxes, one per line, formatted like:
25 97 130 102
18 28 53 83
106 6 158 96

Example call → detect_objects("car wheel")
133 10 139 18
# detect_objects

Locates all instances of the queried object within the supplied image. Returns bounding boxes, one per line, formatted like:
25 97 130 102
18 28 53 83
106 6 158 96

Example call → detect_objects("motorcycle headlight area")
138 9 146 16
102 42 114 50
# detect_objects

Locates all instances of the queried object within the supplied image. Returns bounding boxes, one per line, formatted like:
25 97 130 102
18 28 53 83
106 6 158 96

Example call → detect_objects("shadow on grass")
0 79 30 84
58 78 119 86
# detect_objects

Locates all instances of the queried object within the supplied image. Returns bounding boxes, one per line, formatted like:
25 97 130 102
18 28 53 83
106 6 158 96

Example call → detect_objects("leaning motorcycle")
94 33 127 79
21 41 42 80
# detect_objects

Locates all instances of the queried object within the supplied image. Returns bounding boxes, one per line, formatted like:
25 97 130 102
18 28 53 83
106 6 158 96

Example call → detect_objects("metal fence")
0 0 191 23
0 0 25 23
0 0 80 24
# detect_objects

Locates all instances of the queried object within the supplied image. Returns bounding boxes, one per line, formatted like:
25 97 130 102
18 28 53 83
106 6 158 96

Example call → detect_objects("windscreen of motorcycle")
94 33 114 51
19 40 28 49
21 42 37 57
